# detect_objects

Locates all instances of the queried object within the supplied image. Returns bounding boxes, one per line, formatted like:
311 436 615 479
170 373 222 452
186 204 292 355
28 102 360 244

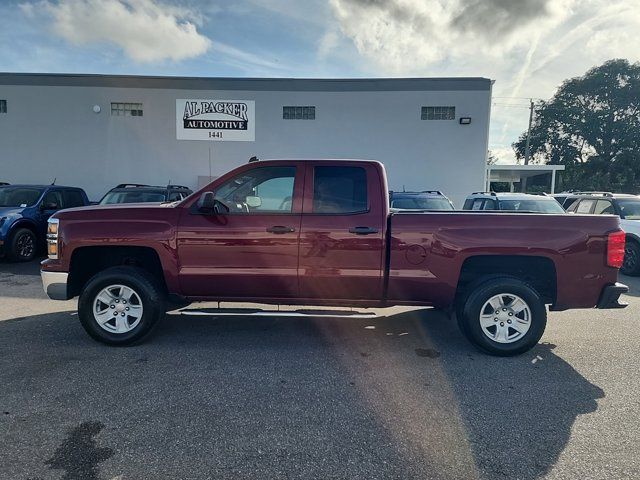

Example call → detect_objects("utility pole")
524 99 535 165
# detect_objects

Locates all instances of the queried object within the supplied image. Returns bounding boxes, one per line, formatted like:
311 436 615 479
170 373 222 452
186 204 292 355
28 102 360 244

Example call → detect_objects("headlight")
47 218 59 259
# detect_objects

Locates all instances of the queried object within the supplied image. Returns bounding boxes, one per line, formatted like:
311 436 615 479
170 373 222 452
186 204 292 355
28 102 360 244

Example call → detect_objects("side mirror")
197 192 215 212
245 196 262 208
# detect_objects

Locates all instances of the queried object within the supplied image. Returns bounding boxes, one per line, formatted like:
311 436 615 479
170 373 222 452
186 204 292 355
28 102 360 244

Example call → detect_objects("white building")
0 73 492 205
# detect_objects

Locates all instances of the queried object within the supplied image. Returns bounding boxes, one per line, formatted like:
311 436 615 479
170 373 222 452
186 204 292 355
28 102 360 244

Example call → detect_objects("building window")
0 100 6 113
421 106 455 120
283 106 315 120
111 102 143 117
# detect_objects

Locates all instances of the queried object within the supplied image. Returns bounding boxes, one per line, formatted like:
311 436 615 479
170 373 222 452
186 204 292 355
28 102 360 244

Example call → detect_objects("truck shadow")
400 309 605 480
0 308 604 480
0 257 44 275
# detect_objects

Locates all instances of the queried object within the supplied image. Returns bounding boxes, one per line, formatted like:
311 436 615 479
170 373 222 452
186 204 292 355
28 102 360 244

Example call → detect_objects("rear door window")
313 166 367 214
575 199 596 214
483 199 497 210
62 189 85 208
470 199 484 210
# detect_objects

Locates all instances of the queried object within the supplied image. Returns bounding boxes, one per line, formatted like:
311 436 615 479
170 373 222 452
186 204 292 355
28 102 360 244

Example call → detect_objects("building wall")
0 76 491 206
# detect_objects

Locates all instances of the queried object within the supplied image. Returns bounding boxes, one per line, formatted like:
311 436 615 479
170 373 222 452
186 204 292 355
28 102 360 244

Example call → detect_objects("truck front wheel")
78 266 165 346
8 228 37 262
457 277 547 356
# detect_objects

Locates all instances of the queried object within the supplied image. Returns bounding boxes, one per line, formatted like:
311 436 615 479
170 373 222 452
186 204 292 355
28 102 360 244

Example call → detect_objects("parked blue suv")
0 185 90 262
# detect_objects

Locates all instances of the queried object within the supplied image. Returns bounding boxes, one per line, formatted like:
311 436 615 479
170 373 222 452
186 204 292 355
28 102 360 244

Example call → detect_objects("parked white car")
566 192 640 275
462 192 566 214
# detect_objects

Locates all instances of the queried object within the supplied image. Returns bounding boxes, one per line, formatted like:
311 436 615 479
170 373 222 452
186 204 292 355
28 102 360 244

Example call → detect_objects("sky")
1 0 639 163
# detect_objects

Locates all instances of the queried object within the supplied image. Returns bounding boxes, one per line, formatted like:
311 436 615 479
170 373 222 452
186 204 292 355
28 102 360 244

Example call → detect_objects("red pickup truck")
41 160 628 356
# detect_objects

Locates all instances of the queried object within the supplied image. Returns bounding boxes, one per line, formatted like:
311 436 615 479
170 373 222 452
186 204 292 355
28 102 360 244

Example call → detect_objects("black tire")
7 228 37 262
621 239 640 276
78 266 165 346
456 276 547 356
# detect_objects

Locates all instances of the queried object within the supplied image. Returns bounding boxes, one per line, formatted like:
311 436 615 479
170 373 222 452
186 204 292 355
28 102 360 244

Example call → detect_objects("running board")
176 308 378 319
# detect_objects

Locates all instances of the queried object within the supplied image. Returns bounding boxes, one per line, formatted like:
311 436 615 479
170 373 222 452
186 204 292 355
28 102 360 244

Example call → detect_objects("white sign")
176 99 255 141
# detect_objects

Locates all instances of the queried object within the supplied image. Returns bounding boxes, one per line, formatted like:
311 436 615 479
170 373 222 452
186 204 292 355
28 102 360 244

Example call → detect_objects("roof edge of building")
0 72 492 92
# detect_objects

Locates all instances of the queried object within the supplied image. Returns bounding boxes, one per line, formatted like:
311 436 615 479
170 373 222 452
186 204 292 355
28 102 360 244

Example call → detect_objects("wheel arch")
456 255 557 305
8 218 38 238
68 245 168 298
626 233 640 245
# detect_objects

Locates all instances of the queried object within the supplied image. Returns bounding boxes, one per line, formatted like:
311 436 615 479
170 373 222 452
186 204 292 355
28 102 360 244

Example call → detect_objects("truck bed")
387 212 620 309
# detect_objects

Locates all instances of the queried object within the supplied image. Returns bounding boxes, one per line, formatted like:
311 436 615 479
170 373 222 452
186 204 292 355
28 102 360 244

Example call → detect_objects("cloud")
329 0 575 73
328 0 640 163
21 0 211 62
450 0 551 39
489 146 519 165
212 41 287 74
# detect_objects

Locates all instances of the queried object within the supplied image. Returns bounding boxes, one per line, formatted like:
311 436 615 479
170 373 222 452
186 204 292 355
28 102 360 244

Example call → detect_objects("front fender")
1 216 38 241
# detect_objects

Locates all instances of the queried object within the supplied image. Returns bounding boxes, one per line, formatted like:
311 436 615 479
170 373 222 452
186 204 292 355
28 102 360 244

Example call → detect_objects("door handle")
266 225 295 234
349 226 379 235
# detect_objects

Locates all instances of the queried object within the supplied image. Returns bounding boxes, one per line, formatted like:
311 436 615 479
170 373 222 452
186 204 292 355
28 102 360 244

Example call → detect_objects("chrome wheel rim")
479 293 531 344
16 233 34 259
93 284 143 334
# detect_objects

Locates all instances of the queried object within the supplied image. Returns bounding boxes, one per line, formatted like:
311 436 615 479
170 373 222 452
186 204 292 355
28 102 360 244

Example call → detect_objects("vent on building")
421 106 455 120
0 100 6 113
283 106 315 120
111 102 143 117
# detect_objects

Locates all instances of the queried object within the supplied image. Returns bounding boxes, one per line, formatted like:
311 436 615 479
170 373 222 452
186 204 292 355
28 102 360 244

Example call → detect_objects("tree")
513 59 640 192
487 150 498 165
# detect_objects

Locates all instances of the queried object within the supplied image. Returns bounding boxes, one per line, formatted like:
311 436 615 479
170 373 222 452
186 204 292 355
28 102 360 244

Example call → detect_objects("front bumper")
596 282 629 309
41 270 70 300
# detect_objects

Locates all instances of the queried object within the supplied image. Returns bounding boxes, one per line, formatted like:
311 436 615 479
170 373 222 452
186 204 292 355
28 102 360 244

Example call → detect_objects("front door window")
215 166 296 214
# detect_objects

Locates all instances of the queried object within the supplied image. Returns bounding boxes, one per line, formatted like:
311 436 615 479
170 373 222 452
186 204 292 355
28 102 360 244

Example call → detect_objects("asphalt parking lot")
1 260 639 480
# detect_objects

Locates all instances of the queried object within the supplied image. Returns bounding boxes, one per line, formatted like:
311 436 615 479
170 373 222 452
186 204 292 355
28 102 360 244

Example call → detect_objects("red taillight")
607 230 626 268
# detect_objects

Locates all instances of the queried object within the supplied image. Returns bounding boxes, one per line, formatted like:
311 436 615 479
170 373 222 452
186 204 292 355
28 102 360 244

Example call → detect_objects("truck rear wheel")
457 277 547 356
78 266 165 346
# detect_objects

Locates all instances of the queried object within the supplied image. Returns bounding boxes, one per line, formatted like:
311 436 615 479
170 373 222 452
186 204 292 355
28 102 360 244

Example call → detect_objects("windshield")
0 187 45 207
391 196 454 210
100 190 167 205
499 198 566 213
618 199 640 220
